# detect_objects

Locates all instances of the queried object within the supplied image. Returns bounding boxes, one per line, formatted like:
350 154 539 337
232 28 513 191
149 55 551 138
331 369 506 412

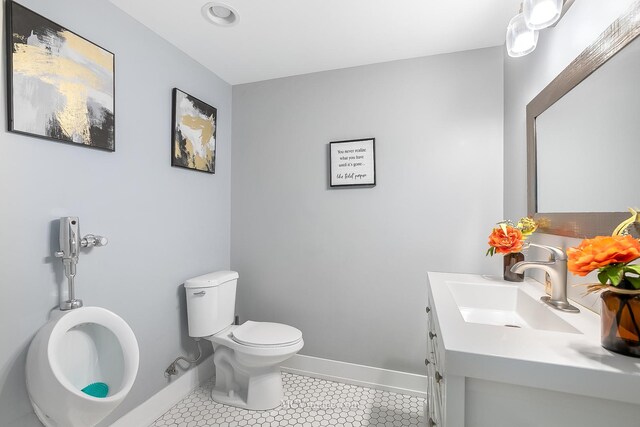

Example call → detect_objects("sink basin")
446 280 580 334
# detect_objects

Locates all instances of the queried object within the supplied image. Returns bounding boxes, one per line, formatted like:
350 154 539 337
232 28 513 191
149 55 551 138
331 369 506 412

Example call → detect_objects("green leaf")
624 264 640 275
600 264 625 285
597 270 609 285
486 247 495 257
626 276 640 290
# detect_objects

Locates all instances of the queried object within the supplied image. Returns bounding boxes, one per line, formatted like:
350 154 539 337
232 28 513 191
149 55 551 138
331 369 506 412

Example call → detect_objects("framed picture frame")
171 88 217 174
329 138 376 187
6 1 116 151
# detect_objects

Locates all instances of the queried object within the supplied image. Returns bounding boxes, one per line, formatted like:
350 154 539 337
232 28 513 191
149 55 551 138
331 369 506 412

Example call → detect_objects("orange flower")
488 225 524 254
567 235 640 276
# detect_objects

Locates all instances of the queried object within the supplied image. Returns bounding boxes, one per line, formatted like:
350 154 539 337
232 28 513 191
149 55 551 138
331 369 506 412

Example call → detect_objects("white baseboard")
281 354 427 398
111 356 215 427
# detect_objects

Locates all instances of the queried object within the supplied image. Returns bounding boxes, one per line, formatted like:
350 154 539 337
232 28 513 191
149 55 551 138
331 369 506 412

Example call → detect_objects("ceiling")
110 0 521 85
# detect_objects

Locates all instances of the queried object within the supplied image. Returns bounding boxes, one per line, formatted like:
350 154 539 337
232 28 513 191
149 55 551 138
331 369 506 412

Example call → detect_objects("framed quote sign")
329 138 376 187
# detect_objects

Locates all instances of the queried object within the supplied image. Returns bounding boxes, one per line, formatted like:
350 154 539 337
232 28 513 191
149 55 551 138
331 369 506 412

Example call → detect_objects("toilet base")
212 383 283 411
212 347 284 410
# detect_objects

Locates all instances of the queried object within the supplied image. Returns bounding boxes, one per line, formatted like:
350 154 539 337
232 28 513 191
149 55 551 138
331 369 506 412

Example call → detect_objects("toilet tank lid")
185 271 239 289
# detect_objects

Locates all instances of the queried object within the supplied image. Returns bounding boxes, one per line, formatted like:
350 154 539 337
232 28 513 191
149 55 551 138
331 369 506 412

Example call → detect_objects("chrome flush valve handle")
81 234 108 248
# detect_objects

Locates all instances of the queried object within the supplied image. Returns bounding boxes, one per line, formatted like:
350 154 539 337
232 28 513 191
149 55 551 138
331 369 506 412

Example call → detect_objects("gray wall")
231 47 504 375
0 1 231 425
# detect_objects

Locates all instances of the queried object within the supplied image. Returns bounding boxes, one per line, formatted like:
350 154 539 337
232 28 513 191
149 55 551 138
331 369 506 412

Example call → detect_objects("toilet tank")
184 271 239 338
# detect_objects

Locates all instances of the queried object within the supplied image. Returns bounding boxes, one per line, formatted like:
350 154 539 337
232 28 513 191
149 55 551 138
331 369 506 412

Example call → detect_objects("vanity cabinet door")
433 368 445 424
425 295 446 426
427 376 443 426
427 377 436 426
426 296 445 426
426 302 439 364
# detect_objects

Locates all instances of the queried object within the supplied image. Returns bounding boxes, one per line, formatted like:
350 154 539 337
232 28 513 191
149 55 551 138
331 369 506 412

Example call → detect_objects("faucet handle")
527 243 567 261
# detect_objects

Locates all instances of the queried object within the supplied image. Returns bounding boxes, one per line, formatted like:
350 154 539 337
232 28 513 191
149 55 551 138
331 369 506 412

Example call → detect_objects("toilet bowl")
208 321 303 410
185 271 303 410
26 306 139 427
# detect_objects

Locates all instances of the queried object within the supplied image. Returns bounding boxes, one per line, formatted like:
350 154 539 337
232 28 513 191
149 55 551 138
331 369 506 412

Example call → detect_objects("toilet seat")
231 321 302 347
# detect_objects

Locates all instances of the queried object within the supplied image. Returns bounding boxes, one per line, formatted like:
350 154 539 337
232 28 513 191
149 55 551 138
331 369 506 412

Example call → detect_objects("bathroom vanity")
425 272 640 427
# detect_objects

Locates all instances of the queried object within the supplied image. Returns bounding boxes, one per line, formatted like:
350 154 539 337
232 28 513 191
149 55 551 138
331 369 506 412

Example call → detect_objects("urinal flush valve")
54 217 108 311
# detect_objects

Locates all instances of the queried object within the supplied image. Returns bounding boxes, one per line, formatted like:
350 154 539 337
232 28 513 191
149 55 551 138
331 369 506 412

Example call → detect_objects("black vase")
503 252 524 282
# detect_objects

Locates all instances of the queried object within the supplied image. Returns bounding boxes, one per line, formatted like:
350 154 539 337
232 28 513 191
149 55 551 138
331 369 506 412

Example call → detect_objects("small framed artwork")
171 88 217 174
6 1 115 151
329 138 376 187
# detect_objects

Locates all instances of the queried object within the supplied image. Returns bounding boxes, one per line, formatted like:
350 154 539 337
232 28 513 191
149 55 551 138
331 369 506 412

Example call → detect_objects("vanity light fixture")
506 0 572 58
523 0 563 30
506 13 539 58
202 2 239 27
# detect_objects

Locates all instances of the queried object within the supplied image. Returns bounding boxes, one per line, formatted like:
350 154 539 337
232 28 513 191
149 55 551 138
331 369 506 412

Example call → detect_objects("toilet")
185 271 303 410
26 307 139 427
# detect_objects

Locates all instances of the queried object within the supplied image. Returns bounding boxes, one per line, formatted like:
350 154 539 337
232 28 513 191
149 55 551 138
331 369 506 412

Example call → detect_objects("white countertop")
427 272 640 405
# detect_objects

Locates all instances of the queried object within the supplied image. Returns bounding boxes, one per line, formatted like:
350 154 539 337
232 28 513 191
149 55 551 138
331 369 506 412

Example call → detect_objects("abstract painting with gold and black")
7 1 115 151
171 88 217 173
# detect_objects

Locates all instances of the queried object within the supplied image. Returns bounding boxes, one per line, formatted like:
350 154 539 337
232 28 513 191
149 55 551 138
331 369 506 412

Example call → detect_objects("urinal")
26 306 139 427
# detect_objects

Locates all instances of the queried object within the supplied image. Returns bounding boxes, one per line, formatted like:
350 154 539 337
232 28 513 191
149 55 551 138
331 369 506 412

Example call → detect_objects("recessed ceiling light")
202 2 239 27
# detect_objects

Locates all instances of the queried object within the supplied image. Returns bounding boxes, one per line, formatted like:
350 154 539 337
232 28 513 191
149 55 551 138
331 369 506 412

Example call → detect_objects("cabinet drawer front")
426 335 437 367
431 330 441 368
426 305 440 366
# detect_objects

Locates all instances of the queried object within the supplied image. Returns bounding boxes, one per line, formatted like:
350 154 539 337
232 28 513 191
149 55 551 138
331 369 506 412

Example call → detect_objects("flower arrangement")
567 208 640 293
568 209 640 357
486 217 537 256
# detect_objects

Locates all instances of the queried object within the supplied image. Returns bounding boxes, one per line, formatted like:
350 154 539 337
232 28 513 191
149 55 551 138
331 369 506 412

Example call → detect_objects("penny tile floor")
150 372 425 426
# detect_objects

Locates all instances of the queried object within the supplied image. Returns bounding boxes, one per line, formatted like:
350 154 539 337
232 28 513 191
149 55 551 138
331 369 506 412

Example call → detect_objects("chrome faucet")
511 243 580 313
